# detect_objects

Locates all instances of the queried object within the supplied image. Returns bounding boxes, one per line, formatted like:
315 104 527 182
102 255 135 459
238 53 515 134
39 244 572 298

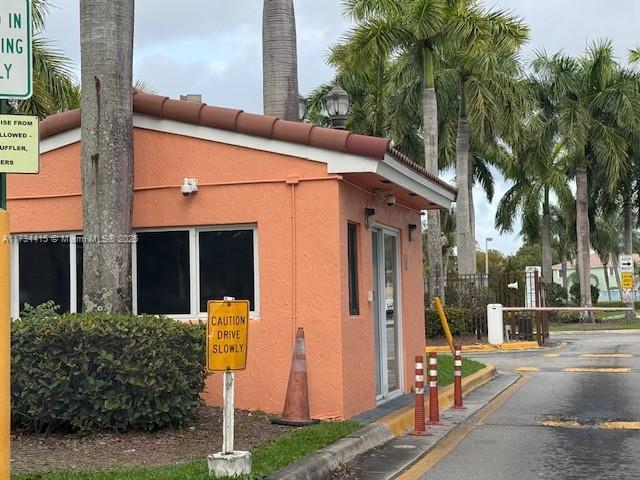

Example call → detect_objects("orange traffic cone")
272 328 319 426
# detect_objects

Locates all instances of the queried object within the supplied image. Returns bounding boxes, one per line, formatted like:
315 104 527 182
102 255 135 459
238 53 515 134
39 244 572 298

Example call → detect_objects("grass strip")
436 354 485 386
13 421 361 480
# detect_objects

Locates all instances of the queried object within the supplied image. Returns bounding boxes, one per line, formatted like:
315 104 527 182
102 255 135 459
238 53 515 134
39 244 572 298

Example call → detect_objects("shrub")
11 311 206 433
551 311 581 323
546 283 568 307
426 307 470 338
569 283 600 305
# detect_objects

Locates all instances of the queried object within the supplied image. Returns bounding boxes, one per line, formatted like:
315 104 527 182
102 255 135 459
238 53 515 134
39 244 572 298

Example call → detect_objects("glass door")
372 227 401 400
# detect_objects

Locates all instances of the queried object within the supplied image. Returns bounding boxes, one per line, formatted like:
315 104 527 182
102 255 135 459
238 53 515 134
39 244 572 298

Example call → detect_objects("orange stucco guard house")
7 92 456 419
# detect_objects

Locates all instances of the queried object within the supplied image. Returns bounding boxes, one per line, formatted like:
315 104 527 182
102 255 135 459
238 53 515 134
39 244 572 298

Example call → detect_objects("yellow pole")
0 209 9 480
0 210 11 480
433 296 455 355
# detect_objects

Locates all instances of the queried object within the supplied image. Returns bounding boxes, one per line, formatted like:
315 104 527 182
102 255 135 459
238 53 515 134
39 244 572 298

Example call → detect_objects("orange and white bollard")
453 345 465 409
411 355 429 436
426 352 441 425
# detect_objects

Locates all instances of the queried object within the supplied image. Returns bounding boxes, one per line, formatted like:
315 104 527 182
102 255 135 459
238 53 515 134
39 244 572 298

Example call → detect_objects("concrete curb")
267 364 497 480
426 341 539 353
268 423 394 480
551 329 640 335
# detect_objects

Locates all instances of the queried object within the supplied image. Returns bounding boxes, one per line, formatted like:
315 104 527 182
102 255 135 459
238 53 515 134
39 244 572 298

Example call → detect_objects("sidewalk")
336 372 520 479
268 365 498 480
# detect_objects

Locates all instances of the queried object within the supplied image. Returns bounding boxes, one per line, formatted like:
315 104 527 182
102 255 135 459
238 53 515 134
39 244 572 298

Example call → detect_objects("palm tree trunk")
575 164 593 322
456 85 475 275
423 46 444 302
603 260 612 302
561 254 568 297
623 193 634 320
613 257 622 294
80 0 134 313
541 189 553 286
263 0 299 120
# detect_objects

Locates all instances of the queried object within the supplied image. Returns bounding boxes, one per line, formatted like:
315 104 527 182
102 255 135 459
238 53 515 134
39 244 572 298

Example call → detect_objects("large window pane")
199 230 255 312
137 231 190 315
19 239 70 312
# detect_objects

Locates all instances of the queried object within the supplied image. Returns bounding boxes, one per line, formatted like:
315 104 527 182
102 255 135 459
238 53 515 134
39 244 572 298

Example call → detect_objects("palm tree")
80 1 135 313
551 204 576 296
438 4 528 274
534 42 640 321
338 0 451 300
496 71 572 287
263 0 299 120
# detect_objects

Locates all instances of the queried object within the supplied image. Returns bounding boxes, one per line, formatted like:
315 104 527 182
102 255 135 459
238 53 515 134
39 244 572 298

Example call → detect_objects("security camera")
386 195 397 207
181 178 198 196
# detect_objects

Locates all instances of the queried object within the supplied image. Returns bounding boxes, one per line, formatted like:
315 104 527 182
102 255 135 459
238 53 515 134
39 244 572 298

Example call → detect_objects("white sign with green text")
0 0 32 99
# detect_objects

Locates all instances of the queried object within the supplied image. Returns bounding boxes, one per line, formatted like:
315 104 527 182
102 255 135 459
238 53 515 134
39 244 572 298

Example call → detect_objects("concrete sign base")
207 451 252 478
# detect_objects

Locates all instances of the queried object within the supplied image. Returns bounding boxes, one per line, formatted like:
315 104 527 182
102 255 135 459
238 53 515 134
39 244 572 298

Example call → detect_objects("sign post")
619 255 635 321
0 2 32 477
206 298 251 478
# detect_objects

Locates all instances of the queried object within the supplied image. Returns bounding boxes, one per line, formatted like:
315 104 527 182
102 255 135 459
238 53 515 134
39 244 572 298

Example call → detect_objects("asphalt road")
414 332 640 480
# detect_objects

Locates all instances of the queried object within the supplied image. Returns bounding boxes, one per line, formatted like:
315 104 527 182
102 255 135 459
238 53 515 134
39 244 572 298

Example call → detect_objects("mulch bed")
11 406 295 474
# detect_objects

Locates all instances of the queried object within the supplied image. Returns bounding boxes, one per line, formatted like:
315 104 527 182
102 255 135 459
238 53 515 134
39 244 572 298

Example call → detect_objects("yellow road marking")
542 419 582 428
542 420 640 430
581 353 633 358
545 353 560 357
516 367 540 372
564 367 631 373
396 375 530 480
599 422 640 430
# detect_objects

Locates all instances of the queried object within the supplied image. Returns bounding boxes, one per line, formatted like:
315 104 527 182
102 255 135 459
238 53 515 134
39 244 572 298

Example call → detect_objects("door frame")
372 224 404 403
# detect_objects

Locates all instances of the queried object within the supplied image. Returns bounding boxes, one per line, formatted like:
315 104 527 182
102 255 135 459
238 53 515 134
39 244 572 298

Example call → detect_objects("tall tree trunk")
80 0 134 313
468 154 476 266
603 259 612 302
456 86 474 275
263 0 299 120
575 164 593 322
613 257 622 294
541 189 553 286
623 193 634 320
561 253 568 297
423 46 444 302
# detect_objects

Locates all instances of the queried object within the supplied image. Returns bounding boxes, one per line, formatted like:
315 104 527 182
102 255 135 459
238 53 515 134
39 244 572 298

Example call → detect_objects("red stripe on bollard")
453 345 465 409
410 355 429 436
426 352 441 425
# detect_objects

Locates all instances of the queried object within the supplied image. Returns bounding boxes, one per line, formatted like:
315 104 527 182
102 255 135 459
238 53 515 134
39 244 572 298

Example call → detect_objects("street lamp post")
324 83 350 129
485 237 493 286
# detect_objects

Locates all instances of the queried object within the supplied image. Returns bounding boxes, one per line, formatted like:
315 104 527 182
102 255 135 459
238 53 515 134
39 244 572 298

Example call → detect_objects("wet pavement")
419 331 640 479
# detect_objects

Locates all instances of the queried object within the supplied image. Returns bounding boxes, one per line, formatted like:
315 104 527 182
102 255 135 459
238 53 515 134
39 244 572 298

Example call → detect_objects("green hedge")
597 301 640 309
425 307 469 338
11 309 206 433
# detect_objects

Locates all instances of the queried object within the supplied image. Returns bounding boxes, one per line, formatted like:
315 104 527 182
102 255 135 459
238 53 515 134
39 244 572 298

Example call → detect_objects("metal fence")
426 271 550 345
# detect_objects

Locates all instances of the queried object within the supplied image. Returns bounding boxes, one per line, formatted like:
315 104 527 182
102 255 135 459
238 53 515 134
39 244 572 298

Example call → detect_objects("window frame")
11 226 260 320
347 222 360 316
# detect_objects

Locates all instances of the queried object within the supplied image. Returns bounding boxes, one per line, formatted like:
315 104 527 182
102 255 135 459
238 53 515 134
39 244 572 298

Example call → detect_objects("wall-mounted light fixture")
408 224 418 241
365 208 375 228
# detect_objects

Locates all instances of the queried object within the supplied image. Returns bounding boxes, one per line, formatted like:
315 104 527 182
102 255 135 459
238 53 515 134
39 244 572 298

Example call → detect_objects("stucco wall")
338 181 425 418
7 127 426 419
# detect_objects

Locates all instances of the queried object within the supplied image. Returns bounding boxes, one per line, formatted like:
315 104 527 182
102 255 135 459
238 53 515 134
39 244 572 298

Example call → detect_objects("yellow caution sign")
206 300 249 372
622 272 634 290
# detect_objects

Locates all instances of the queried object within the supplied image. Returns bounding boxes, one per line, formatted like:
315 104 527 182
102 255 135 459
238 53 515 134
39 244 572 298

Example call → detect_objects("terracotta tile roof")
39 92 457 195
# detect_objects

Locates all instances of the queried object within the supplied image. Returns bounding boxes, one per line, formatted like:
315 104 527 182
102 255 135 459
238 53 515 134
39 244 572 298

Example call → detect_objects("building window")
609 267 614 276
18 237 71 313
136 231 191 315
13 226 259 319
199 229 255 312
348 223 359 315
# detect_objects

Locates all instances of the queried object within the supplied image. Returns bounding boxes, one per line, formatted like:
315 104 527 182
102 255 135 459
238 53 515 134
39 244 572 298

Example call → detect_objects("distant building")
552 253 640 301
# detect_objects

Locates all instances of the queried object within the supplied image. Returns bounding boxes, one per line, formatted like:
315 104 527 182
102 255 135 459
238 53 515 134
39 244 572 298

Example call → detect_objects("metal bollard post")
410 355 429 436
453 345 465 409
426 352 441 425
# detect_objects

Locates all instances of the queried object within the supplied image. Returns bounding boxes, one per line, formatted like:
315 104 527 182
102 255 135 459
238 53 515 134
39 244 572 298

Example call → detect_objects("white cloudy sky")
42 0 640 254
